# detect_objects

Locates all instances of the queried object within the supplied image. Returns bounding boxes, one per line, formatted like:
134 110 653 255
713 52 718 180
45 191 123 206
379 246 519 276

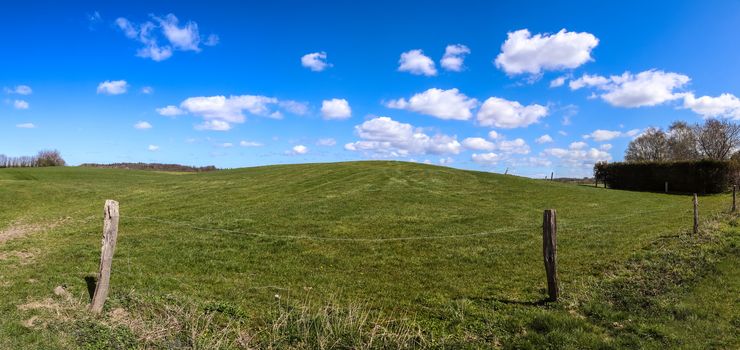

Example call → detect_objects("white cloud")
535 134 553 144
16 123 35 129
301 52 331 72
4 85 32 95
195 120 231 131
462 137 496 151
494 29 599 75
148 144 159 151
204 34 219 46
141 86 154 94
440 44 470 72
476 97 548 128
163 94 304 130
13 100 29 110
279 100 309 115
488 130 501 140
386 88 478 120
219 142 234 148
439 157 454 165
543 146 611 168
291 144 309 155
321 98 351 120
180 95 279 130
398 49 437 76
471 152 501 165
583 128 641 141
344 116 461 157
97 80 128 95
549 75 568 88
156 105 185 116
569 141 588 150
239 140 263 147
316 138 336 146
570 70 690 108
134 121 152 129
114 13 217 61
497 138 530 154
600 144 613 151
682 92 740 119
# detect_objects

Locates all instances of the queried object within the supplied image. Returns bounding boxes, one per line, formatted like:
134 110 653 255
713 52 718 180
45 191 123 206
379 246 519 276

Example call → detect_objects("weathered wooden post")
550 172 554 181
733 185 736 212
542 209 559 302
504 167 509 175
665 182 668 193
693 194 699 236
90 200 119 314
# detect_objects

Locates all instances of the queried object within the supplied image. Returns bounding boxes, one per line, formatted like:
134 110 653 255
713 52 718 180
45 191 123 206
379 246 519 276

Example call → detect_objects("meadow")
0 161 737 348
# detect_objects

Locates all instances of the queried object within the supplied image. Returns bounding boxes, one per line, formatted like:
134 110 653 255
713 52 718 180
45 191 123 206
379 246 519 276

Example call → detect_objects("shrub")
594 160 733 194
36 149 66 167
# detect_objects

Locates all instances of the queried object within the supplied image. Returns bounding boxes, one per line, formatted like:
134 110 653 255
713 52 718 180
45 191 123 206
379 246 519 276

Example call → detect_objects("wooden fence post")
733 185 736 212
542 209 559 302
550 172 554 181
693 194 699 236
90 200 119 314
665 182 668 193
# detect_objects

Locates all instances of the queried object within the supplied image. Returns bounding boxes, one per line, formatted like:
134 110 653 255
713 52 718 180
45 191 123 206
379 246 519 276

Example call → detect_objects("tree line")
625 119 740 162
0 150 66 168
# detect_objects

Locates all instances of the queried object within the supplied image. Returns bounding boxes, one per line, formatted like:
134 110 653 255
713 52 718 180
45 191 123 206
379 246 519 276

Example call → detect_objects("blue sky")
3 0 740 177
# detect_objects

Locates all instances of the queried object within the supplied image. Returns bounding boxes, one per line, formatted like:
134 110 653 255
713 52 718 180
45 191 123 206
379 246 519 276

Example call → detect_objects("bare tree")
667 121 699 160
625 127 670 162
35 149 66 167
695 119 740 160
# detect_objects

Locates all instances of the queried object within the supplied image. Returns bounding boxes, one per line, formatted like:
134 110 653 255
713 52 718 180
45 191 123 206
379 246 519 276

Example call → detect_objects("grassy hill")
0 161 737 348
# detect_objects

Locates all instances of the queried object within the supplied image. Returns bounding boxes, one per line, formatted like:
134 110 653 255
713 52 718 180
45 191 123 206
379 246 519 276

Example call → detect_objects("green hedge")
594 160 733 194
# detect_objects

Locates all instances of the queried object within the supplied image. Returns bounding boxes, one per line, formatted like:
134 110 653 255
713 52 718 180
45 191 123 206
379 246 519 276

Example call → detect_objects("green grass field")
0 161 737 349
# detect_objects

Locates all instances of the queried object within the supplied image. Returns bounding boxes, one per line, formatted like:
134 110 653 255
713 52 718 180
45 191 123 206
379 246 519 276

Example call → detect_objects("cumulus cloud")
682 92 740 119
141 86 154 94
440 44 470 72
160 94 305 130
398 49 437 76
549 75 568 88
301 52 331 72
488 130 501 140
476 97 548 128
600 144 613 151
291 144 309 155
583 128 641 141
464 136 530 159
386 88 478 121
97 80 128 95
156 105 185 116
543 146 611 168
535 134 553 144
220 142 234 148
13 100 29 110
462 137 496 151
16 123 35 129
471 152 501 165
114 13 218 61
570 70 690 108
569 141 588 150
4 85 32 95
494 29 599 75
279 100 309 116
321 98 352 120
239 140 263 147
134 121 152 129
148 144 159 151
316 138 337 146
344 116 461 157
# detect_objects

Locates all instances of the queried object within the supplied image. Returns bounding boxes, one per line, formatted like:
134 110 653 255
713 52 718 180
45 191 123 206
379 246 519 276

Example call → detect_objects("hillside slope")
0 161 737 348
